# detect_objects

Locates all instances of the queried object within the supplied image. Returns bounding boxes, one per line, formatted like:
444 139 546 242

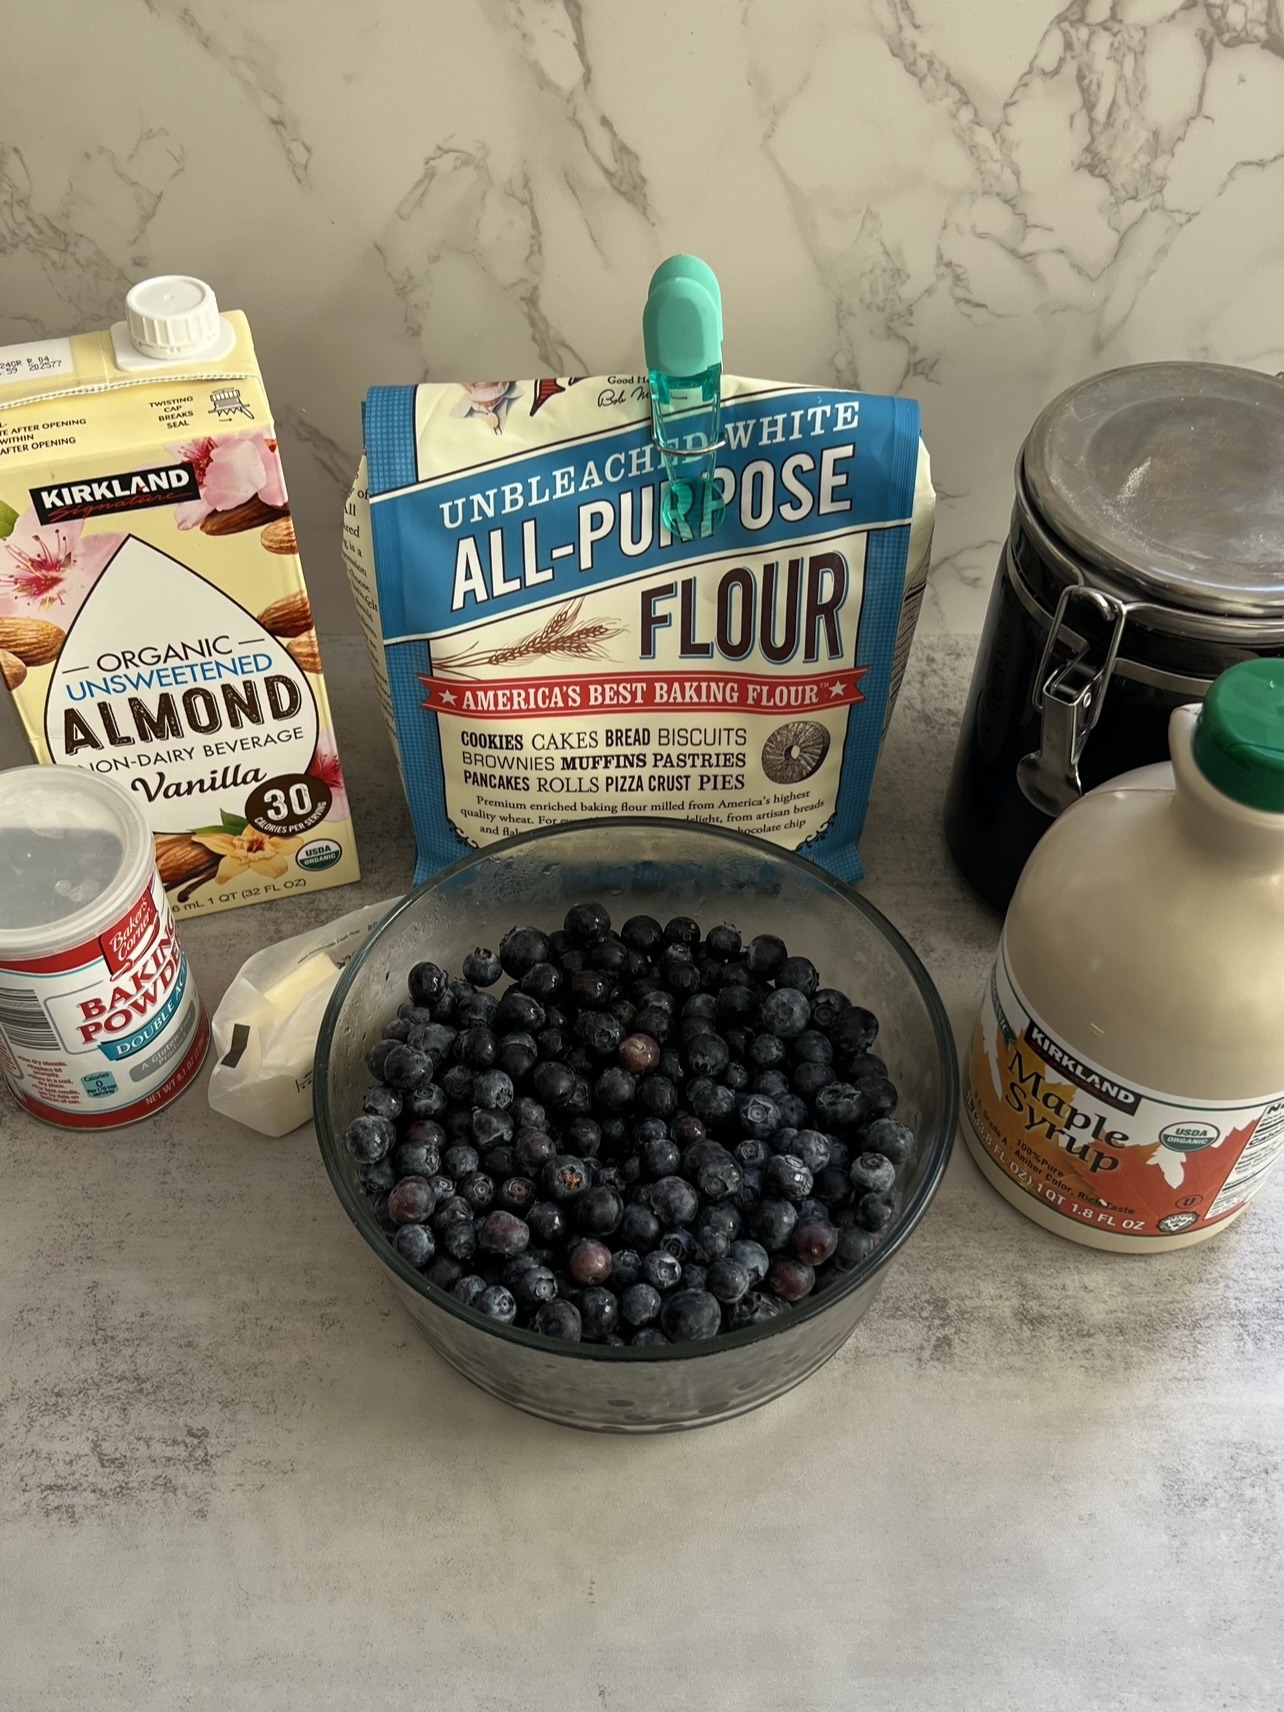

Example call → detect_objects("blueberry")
394 1223 436 1268
459 946 500 988
441 1063 474 1103
457 991 499 1029
496 1033 538 1080
519 962 563 1005
733 1137 771 1172
641 1249 682 1292
696 1148 743 1203
440 1219 477 1262
565 1116 603 1158
562 1076 592 1117
594 1067 636 1112
621 1282 662 1326
621 914 664 954
565 901 612 944
632 1006 672 1045
865 1117 916 1167
693 1202 741 1260
345 1114 395 1163
575 1009 624 1057
576 1185 623 1235
813 1082 870 1133
534 1299 582 1341
705 923 741 960
855 1074 898 1120
732 1165 764 1214
382 1044 432 1090
425 1173 456 1206
658 1227 696 1264
749 1033 787 1070
578 1285 619 1340
737 1093 782 1141
637 1076 678 1120
764 1154 813 1203
632 1327 669 1346
744 934 786 979
426 1255 463 1292
647 1175 700 1227
484 1142 517 1179
543 1155 590 1201
496 990 546 1034
813 1165 852 1207
793 1061 836 1100
706 1257 752 1303
618 1033 661 1075
498 1176 537 1215
728 1290 787 1329
477 1284 517 1323
514 1126 557 1173
793 1217 838 1265
845 1051 888 1081
362 1085 402 1121
610 1248 643 1289
532 1061 576 1107
471 1109 514 1152
766 1254 815 1302
749 1197 798 1251
387 1177 437 1224
452 1274 488 1309
727 1238 770 1285
827 1004 879 1055
499 925 551 979
366 1040 395 1080
777 1093 809 1130
685 1032 731 1078
455 1027 497 1070
408 961 448 1005
688 1078 736 1127
526 1200 569 1245
833 1224 881 1271
512 1263 557 1310
382 1017 412 1043
360 1157 397 1196
404 1080 448 1120
394 1130 443 1179
620 1202 661 1250
568 1239 613 1286
850 1152 897 1196
856 1191 896 1232
761 987 810 1040
660 1287 721 1341
477 1209 530 1257
511 1096 548 1133
775 955 818 998
809 987 850 1031
790 1129 831 1173
443 1143 480 1180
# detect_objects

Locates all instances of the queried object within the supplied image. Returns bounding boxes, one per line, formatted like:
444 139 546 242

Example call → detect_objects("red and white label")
0 869 206 1128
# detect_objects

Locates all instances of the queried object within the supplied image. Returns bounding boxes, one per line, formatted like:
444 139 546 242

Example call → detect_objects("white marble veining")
2 0 1282 632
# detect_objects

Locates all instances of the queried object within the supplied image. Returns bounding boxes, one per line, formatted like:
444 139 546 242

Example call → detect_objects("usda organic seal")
297 837 343 872
1159 1121 1220 1153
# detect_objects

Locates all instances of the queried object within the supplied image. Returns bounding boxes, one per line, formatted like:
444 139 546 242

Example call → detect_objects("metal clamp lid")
1018 584 1129 817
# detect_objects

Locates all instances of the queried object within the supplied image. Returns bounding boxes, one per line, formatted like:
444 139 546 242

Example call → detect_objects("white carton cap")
125 275 222 360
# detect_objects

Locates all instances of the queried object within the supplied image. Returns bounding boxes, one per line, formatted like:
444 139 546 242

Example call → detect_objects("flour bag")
344 374 934 885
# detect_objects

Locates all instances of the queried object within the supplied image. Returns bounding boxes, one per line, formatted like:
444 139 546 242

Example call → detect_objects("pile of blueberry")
344 904 916 1346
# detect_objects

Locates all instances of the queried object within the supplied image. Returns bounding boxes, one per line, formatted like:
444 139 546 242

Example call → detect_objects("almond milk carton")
0 277 358 918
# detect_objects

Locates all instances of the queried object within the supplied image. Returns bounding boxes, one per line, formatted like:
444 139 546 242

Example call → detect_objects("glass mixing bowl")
315 819 957 1432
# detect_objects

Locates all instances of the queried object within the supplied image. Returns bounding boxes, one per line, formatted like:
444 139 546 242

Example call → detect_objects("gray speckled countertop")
2 636 1281 1710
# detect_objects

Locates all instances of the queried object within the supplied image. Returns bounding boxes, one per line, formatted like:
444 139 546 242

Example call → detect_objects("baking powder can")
0 766 208 1127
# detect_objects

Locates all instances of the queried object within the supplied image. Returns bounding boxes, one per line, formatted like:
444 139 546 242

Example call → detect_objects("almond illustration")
0 616 65 666
260 517 298 556
1 648 26 690
200 496 290 537
154 835 220 899
257 591 313 638
286 631 323 675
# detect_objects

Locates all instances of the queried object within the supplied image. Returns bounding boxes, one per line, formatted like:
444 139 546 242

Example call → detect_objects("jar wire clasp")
1018 585 1129 817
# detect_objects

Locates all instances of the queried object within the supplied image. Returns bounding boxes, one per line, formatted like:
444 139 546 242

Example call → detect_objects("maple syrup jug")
945 363 1284 911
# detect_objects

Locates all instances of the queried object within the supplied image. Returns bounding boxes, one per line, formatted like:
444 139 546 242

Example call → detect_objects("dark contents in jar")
346 904 918 1346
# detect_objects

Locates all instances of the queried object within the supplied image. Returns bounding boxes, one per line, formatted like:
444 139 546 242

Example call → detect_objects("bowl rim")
315 816 958 1362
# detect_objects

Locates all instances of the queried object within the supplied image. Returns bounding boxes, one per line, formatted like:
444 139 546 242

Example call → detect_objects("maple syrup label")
964 939 1284 1239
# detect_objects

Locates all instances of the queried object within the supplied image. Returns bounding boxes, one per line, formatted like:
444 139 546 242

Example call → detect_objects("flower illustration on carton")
169 429 290 532
0 509 124 620
309 729 350 823
193 825 304 885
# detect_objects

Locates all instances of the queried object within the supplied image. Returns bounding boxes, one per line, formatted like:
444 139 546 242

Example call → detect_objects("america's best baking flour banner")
345 375 932 884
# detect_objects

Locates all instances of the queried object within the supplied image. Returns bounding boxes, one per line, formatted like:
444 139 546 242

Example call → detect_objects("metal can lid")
1023 363 1284 619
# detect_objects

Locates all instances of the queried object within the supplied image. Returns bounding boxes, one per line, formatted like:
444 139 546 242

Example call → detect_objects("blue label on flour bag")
346 375 927 886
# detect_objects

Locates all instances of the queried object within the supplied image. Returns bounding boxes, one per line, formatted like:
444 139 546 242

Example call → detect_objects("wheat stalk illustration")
433 598 624 677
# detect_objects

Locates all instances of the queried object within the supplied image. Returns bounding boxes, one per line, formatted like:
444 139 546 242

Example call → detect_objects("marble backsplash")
2 0 1281 633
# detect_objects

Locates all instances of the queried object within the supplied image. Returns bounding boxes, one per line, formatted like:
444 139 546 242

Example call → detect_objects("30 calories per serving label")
963 940 1284 1239
0 871 207 1128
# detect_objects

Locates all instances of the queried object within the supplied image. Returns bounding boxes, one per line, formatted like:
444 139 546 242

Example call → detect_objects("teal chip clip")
643 254 726 543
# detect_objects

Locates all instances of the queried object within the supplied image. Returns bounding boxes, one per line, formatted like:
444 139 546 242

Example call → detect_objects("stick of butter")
261 951 339 1016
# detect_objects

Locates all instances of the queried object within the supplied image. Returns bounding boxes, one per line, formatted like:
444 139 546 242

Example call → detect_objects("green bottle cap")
1192 658 1284 812
643 254 722 377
